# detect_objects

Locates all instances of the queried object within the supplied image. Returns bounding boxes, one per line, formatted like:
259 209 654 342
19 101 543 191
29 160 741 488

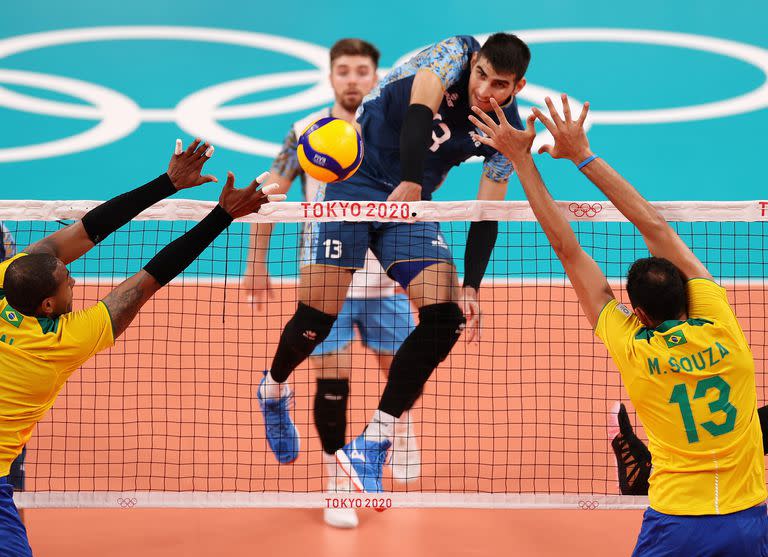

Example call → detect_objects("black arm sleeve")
463 220 498 290
143 205 233 286
399 103 434 184
81 174 176 244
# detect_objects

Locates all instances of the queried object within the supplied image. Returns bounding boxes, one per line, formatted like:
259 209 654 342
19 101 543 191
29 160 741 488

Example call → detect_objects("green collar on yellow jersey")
635 318 713 342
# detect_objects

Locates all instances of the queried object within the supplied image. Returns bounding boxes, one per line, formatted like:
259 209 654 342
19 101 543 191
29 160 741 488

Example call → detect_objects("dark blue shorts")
0 477 32 556
312 294 415 356
633 505 768 557
313 220 453 277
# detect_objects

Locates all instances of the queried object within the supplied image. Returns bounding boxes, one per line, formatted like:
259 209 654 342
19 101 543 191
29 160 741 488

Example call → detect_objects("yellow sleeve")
54 302 115 369
687 278 734 323
0 253 28 290
595 299 642 357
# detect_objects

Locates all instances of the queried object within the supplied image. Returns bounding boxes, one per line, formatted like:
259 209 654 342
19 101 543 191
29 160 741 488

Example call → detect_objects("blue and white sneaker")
335 435 391 496
257 377 300 464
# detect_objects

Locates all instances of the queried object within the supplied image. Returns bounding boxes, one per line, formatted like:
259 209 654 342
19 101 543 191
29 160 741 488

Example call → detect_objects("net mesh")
2 199 766 509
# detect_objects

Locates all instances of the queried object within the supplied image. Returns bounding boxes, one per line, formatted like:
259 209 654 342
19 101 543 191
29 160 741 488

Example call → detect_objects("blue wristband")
577 154 598 170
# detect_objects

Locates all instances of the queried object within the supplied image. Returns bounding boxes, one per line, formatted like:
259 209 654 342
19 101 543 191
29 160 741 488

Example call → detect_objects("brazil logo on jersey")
1 306 23 328
663 330 687 348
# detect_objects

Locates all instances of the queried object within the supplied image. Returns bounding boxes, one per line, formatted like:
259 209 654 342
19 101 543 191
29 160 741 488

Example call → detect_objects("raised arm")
387 69 444 202
26 139 218 264
103 172 285 338
469 99 614 328
533 96 711 282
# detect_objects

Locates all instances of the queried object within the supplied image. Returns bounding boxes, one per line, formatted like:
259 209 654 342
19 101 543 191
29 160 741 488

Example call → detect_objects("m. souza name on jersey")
647 342 731 376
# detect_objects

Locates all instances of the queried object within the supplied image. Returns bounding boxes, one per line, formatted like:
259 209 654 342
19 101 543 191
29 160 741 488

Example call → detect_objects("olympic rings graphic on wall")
578 500 600 510
0 26 767 163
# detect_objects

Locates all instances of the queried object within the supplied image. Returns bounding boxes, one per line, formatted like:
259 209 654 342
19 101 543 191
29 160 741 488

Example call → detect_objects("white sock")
395 410 412 437
363 410 396 443
260 371 286 400
323 452 337 478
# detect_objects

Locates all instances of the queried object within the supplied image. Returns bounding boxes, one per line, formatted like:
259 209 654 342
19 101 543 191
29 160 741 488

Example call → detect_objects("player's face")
48 260 75 316
468 54 526 113
329 55 378 112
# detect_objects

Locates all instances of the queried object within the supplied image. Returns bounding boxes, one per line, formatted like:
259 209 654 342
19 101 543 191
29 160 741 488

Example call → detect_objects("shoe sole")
334 450 387 513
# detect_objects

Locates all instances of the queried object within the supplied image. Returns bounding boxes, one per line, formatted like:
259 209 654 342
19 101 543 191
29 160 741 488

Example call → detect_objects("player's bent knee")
418 302 466 365
270 302 338 383
285 302 336 346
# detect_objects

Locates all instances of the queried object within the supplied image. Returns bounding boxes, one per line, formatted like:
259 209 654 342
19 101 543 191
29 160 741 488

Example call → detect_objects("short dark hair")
626 257 687 324
4 253 60 316
478 33 531 80
329 38 380 69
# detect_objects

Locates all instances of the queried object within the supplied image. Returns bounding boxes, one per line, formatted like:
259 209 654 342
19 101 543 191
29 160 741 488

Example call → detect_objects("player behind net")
470 95 767 555
256 33 531 495
0 141 282 556
244 38 418 528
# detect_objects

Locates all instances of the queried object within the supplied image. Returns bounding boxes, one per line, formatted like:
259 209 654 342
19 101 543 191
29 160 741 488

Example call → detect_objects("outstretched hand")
218 171 287 219
167 138 218 190
532 95 592 163
468 98 536 167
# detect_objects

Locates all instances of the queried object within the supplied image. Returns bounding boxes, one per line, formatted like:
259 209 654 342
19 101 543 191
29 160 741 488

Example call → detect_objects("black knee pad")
270 302 336 383
314 378 349 454
417 302 466 366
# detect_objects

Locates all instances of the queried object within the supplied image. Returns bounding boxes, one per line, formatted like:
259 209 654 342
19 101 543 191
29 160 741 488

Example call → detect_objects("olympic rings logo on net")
1 26 768 163
568 202 604 218
116 497 138 509
578 500 600 510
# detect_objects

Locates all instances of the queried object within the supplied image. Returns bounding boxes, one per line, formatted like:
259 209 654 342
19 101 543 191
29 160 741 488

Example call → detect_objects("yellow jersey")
0 253 114 476
596 278 766 515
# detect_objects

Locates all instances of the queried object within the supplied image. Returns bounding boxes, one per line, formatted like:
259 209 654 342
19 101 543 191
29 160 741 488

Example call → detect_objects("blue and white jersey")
327 35 524 201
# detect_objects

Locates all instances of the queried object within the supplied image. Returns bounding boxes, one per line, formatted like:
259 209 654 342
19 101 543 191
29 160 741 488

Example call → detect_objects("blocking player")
257 33 530 493
470 95 767 555
244 38 418 528
0 140 281 555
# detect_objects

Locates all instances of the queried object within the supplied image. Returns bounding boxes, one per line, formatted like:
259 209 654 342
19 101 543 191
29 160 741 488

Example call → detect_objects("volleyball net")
2 198 766 509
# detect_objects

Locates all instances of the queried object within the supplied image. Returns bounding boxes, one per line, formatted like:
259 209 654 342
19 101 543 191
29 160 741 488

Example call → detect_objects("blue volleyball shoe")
257 377 300 464
335 435 391 498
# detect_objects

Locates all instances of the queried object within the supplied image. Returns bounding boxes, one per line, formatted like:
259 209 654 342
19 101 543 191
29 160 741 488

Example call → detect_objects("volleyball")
297 117 364 182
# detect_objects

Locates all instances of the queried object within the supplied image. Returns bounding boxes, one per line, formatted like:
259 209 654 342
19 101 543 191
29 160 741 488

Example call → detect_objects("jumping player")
257 33 530 494
245 38 418 528
470 94 767 555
